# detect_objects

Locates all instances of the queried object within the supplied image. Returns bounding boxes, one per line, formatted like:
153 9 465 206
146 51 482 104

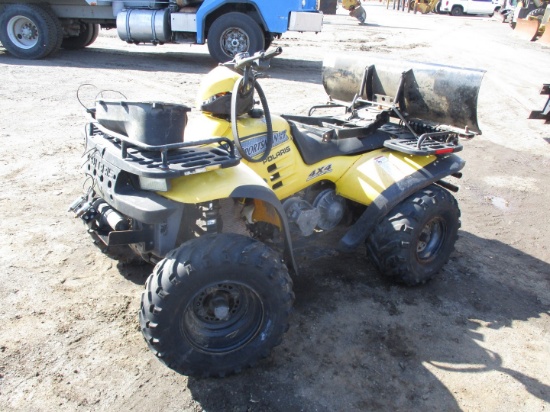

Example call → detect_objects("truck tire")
38 3 62 54
366 185 460 286
450 5 464 16
0 4 60 59
319 0 338 14
527 7 545 18
86 23 100 47
62 22 95 50
140 233 294 377
207 12 265 63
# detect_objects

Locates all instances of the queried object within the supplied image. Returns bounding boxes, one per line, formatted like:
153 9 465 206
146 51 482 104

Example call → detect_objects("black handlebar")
227 47 283 70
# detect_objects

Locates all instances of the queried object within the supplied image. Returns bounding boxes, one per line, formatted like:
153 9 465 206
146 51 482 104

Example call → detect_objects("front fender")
160 163 298 274
161 162 268 204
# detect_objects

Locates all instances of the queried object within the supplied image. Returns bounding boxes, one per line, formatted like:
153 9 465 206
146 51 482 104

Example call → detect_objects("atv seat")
283 115 389 165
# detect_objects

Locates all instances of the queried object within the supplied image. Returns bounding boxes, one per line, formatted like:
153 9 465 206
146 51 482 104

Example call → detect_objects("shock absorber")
200 201 222 233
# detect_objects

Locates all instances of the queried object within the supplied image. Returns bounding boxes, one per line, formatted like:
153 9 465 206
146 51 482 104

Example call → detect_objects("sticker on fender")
241 130 289 159
307 164 332 181
374 156 406 179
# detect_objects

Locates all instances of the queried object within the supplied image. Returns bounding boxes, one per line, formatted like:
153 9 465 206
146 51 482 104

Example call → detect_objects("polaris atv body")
70 48 484 377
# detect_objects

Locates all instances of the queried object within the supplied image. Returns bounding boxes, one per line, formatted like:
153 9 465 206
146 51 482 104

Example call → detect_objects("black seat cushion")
286 120 389 166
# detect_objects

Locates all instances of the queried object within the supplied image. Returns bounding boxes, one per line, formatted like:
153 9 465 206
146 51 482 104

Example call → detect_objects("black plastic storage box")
95 100 191 146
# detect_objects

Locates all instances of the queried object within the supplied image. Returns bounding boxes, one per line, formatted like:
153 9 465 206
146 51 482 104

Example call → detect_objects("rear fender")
338 153 465 251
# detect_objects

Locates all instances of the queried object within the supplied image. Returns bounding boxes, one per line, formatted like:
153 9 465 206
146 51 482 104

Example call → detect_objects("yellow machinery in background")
342 0 367 22
409 0 441 13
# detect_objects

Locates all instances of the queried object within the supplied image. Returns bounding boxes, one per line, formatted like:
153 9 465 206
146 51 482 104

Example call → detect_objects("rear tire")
140 233 294 377
207 12 265 63
86 23 100 47
61 22 94 50
450 5 464 16
0 4 60 59
366 185 460 286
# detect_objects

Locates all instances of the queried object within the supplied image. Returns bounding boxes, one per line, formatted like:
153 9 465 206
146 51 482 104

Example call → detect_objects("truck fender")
196 1 266 44
338 154 465 252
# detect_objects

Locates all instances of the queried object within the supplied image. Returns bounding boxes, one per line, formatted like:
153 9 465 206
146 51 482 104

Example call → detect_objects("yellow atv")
69 48 484 377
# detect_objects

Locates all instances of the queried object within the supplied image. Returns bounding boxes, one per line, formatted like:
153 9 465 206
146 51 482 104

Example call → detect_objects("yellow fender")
336 151 436 205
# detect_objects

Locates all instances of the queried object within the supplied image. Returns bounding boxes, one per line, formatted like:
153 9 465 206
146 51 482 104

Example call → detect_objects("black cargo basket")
94 100 191 146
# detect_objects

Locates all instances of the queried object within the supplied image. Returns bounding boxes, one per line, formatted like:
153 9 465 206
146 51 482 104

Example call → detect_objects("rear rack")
87 122 239 179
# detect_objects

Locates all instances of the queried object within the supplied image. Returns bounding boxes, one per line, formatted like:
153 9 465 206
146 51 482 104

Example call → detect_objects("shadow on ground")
183 230 549 411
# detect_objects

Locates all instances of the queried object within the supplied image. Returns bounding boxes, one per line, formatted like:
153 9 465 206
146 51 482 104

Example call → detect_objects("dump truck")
0 0 323 62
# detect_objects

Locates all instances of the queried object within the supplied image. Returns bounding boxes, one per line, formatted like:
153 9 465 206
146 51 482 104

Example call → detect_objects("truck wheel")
207 12 265 63
450 5 464 16
0 4 60 59
140 233 294 377
86 23 100 47
318 0 338 14
62 22 95 50
366 185 460 286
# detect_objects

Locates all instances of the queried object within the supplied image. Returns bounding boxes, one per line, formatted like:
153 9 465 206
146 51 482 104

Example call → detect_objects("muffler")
322 54 485 134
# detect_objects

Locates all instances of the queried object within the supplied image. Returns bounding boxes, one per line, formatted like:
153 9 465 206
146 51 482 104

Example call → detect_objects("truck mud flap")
322 54 485 134
514 18 541 41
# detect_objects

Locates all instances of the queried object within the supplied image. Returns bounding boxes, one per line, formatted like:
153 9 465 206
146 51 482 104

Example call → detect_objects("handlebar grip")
262 47 283 60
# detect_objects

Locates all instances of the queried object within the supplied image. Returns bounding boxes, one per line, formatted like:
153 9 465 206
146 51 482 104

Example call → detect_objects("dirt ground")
1 2 549 411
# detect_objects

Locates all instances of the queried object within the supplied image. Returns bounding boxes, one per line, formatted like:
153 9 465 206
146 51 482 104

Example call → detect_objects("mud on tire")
366 185 460 286
140 233 294 377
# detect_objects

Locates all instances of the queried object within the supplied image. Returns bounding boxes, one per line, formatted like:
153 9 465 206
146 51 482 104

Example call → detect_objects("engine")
283 188 347 237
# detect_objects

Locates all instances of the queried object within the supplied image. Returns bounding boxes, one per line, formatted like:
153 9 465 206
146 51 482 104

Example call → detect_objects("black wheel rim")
182 282 264 354
416 217 446 261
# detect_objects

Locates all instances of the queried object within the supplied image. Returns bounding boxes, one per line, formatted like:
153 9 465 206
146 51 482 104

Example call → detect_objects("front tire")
207 12 265 63
140 233 294 377
0 4 61 59
366 185 460 286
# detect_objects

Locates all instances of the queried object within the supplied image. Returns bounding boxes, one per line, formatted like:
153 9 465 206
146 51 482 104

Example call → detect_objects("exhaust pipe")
93 199 130 231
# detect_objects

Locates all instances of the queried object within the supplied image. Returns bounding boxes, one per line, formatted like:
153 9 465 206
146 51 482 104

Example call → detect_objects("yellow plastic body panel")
195 66 241 108
185 114 439 206
335 151 435 205
161 162 269 204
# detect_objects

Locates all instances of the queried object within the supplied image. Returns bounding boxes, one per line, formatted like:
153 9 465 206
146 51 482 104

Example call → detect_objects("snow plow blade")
514 18 541 41
322 54 485 134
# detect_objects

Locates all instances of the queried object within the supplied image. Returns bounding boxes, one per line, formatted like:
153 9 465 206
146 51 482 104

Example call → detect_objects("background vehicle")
69 49 484 377
0 0 322 62
341 0 367 23
440 0 500 15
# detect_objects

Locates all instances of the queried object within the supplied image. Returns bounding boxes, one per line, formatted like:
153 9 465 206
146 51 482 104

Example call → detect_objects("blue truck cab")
0 0 323 61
